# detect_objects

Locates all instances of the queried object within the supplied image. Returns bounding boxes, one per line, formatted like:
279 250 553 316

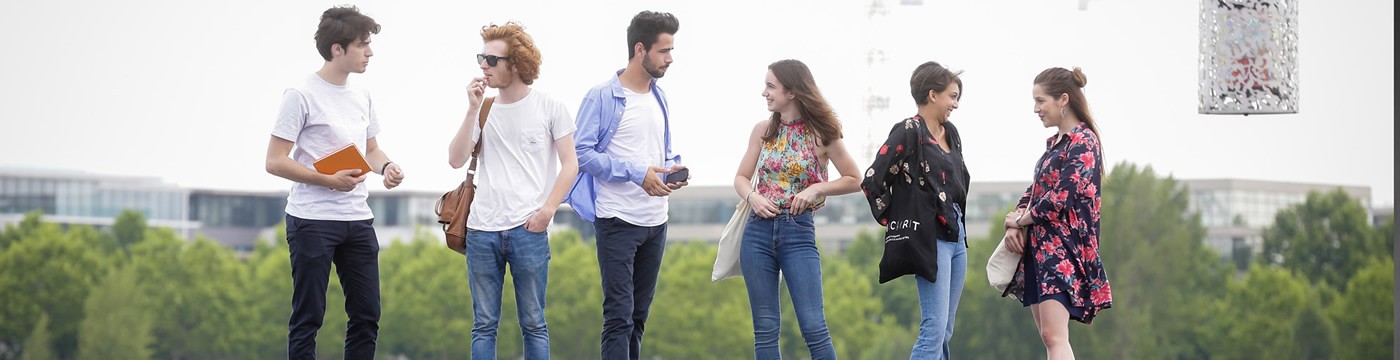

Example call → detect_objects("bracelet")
1015 211 1027 226
380 161 394 174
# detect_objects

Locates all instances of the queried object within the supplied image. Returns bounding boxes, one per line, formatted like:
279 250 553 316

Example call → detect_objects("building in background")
0 168 1376 263
1184 179 1371 267
0 168 197 238
0 168 444 255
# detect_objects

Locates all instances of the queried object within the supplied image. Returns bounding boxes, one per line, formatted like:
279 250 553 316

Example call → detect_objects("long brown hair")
1035 66 1104 176
763 59 842 146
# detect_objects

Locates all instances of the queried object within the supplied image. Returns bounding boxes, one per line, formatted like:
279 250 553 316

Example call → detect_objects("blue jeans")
741 210 836 360
285 215 380 360
593 217 667 360
465 225 551 360
911 206 967 360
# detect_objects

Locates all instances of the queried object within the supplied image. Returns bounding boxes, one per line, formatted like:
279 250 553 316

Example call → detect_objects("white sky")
1 0 1393 207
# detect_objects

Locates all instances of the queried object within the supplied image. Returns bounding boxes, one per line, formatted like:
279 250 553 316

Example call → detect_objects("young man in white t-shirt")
264 6 404 359
447 22 578 360
565 11 687 360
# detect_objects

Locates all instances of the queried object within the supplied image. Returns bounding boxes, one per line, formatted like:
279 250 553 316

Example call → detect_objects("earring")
1059 107 1066 118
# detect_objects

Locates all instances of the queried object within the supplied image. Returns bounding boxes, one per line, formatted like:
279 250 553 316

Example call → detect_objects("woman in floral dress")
1003 66 1113 360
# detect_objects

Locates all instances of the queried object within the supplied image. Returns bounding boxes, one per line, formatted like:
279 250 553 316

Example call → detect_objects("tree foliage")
0 162 1388 359
77 266 154 360
18 313 53 360
111 209 148 251
1328 257 1394 360
0 214 105 360
1261 189 1388 287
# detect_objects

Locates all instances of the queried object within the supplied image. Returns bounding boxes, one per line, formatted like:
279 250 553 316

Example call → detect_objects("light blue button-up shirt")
566 69 681 223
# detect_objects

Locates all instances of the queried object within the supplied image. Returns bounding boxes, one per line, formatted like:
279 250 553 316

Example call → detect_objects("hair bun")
1071 67 1088 88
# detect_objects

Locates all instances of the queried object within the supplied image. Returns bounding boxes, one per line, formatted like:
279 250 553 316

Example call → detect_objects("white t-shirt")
271 73 380 221
467 89 576 231
595 88 669 226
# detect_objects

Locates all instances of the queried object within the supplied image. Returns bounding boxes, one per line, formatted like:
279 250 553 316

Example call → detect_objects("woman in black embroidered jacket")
860 61 970 360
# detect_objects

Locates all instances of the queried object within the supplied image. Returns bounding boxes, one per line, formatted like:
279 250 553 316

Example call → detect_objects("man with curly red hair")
447 21 578 360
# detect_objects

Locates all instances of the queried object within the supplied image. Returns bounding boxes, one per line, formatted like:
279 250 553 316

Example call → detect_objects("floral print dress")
754 119 827 209
1007 122 1113 324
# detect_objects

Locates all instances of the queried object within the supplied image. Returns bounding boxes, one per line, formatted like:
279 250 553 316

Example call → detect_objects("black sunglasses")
476 54 512 67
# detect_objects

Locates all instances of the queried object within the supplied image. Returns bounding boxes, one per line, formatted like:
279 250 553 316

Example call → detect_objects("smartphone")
663 168 690 184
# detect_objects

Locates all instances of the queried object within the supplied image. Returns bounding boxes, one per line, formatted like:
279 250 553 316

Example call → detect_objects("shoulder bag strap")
465 97 496 177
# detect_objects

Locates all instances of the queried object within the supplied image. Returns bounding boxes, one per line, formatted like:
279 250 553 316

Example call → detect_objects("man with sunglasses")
565 11 684 360
447 21 577 360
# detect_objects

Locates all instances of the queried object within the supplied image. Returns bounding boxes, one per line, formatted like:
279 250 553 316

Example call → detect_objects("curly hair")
481 22 542 85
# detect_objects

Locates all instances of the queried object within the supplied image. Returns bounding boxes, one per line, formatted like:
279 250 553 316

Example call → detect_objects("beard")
642 56 668 78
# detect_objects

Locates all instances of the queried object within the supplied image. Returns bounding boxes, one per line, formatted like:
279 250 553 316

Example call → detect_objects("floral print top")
1007 121 1113 324
755 119 828 211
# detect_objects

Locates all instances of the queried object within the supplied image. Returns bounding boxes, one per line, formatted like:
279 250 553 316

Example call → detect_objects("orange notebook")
313 143 373 175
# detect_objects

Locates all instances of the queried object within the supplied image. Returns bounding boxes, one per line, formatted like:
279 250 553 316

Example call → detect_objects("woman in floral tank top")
732 60 863 360
1002 67 1112 360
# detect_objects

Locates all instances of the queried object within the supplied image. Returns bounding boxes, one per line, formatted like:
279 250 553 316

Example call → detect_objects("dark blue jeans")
593 217 667 360
285 215 381 360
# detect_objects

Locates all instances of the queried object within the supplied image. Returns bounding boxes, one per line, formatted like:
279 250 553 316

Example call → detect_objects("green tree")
1204 264 1336 359
1376 212 1394 256
646 241 752 359
542 230 603 359
129 230 249 358
858 321 916 359
844 228 883 269
378 236 472 359
241 224 291 358
818 250 887 360
77 266 154 360
1260 189 1386 287
0 211 46 251
0 216 106 359
18 313 53 360
1328 257 1394 359
71 225 121 262
110 209 148 250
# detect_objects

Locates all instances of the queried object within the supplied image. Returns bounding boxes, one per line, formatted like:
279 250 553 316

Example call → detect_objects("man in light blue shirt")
565 10 687 360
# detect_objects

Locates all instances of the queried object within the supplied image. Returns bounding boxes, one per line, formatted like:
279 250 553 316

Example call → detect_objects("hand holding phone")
664 168 690 184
